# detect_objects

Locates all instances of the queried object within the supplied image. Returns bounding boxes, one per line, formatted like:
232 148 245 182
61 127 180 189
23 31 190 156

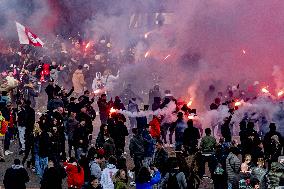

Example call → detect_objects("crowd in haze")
0 40 283 189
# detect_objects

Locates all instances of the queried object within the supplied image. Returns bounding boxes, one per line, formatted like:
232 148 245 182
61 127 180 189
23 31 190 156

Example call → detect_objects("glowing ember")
278 90 284 97
187 99 193 107
110 107 116 114
85 42 91 50
235 101 242 106
164 54 171 60
144 51 150 58
93 89 101 94
242 49 246 54
261 87 269 93
188 115 195 119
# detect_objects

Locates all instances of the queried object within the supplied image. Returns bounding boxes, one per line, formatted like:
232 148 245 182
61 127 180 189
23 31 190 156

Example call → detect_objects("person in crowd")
72 65 86 96
113 96 125 110
226 147 241 189
40 159 67 189
251 158 267 189
129 128 145 175
22 100 36 167
89 153 104 181
149 115 161 140
200 128 217 177
127 98 139 129
135 166 161 189
73 120 89 159
45 78 61 102
3 159 29 189
238 163 254 189
101 156 118 189
112 116 128 154
83 176 103 189
153 139 168 176
267 161 284 189
66 110 79 157
114 169 129 189
243 122 260 157
97 94 109 124
172 112 187 150
149 85 161 108
161 158 187 189
183 119 200 154
23 82 39 108
64 157 85 189
142 124 155 167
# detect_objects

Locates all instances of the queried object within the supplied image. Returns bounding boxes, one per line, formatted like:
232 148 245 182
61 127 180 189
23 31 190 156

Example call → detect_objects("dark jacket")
112 121 129 149
161 169 187 189
154 148 168 175
47 98 64 111
183 125 200 147
40 166 67 189
73 126 89 149
4 165 29 189
38 131 50 158
77 112 93 134
45 84 61 101
66 117 79 141
129 134 145 158
142 130 155 158
23 86 38 108
24 105 35 132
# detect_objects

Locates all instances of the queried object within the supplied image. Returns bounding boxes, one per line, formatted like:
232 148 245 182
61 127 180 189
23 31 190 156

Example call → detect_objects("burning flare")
187 99 193 107
278 90 284 97
188 115 195 120
93 89 101 94
234 101 242 106
85 42 91 50
110 107 116 114
144 31 152 39
261 87 269 94
242 49 246 54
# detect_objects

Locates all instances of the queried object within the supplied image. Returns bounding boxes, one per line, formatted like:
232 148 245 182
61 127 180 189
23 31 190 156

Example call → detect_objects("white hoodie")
100 164 118 189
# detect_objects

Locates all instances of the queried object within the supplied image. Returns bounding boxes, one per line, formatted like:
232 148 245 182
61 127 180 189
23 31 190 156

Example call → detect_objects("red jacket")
64 162 85 188
149 117 161 139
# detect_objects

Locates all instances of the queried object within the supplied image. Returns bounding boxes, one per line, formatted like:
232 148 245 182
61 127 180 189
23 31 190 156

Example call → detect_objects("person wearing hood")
114 169 129 189
101 156 118 189
3 159 29 189
40 159 67 189
161 158 187 189
72 65 86 96
267 161 284 189
128 98 139 129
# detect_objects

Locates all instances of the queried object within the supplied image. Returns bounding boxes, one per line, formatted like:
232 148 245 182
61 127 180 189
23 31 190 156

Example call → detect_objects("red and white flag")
15 21 44 47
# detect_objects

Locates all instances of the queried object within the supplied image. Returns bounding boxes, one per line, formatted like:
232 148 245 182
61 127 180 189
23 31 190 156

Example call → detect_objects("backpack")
73 168 85 187
0 120 8 135
167 172 179 188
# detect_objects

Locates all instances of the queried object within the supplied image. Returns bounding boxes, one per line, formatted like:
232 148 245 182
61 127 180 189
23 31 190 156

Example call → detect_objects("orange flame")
110 107 116 114
187 99 193 107
188 115 195 120
261 87 269 94
235 101 242 106
145 51 150 58
93 89 101 94
278 90 284 97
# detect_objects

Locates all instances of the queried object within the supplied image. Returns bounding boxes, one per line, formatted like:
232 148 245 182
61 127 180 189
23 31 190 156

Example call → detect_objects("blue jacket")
142 130 155 157
136 171 161 189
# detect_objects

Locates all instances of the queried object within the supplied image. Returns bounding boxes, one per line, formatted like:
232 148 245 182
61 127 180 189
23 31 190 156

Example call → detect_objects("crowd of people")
0 44 283 189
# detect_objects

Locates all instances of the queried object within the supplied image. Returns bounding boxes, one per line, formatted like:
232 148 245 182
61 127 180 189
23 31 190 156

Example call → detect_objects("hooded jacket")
100 164 118 189
161 169 187 189
4 164 29 189
72 69 86 94
64 162 85 189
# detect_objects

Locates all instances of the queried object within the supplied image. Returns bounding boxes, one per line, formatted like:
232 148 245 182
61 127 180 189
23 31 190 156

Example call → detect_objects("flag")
15 22 44 47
